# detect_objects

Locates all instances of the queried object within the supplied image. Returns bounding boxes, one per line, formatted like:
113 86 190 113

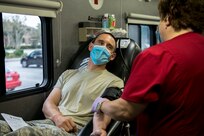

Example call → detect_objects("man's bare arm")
42 87 62 119
42 87 77 132
91 112 111 136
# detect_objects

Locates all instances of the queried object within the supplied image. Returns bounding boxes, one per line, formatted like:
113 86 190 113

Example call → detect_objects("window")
141 25 150 50
0 0 61 99
128 25 140 44
126 13 159 50
128 24 157 50
3 13 43 92
155 27 162 44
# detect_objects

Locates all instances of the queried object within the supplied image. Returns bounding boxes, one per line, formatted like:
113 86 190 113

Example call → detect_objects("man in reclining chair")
0 32 124 136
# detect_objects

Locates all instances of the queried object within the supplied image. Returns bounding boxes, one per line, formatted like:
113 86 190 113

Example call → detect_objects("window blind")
0 0 63 18
127 13 160 25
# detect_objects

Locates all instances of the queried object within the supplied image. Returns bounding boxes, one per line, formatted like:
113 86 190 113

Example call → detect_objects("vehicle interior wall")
52 0 159 79
0 93 45 120
0 0 159 121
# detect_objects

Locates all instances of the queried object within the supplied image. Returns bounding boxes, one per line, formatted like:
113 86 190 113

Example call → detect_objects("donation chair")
71 38 141 136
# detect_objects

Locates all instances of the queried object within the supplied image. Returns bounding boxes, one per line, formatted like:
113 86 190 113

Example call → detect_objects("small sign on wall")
89 0 104 10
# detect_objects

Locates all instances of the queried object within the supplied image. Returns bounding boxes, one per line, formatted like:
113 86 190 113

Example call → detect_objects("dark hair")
92 32 116 43
92 32 117 51
158 0 204 33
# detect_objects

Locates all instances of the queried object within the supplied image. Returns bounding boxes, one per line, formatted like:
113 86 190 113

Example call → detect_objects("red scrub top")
122 32 204 136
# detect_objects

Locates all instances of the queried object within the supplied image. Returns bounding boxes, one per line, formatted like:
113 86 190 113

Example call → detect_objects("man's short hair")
92 32 116 43
92 32 117 51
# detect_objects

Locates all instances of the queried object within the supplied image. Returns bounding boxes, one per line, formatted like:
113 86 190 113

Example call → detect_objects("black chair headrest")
106 38 141 82
68 39 91 69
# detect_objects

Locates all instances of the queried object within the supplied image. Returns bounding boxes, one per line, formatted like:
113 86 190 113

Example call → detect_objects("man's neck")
87 59 106 71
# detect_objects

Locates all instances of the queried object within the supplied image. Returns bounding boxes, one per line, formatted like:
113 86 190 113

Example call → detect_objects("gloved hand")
91 97 108 113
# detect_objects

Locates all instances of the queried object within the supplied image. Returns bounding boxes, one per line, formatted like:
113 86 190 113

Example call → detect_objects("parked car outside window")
20 49 42 67
6 67 21 91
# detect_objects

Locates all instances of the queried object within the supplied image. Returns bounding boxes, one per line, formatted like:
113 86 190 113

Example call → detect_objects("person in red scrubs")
91 0 204 136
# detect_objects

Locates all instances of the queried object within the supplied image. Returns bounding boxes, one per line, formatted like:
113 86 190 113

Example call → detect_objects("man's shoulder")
104 70 124 88
103 70 123 81
63 69 77 73
61 69 78 77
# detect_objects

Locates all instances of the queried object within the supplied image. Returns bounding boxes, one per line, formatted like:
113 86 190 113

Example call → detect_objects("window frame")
0 13 54 102
0 13 6 96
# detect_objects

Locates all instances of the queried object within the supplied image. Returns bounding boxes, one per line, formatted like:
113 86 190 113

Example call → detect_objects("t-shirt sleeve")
103 70 124 89
109 77 124 89
121 48 172 103
54 69 74 89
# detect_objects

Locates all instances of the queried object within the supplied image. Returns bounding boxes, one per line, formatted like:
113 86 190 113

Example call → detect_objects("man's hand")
52 114 77 132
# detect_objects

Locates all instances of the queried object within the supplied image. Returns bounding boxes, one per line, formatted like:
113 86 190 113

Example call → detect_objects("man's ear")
88 42 94 51
109 52 116 61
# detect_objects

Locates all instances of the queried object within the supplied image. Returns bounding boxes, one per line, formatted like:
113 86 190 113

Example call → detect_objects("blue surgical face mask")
90 45 111 65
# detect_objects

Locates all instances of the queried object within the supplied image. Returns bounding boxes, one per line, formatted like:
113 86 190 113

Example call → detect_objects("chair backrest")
106 38 141 83
68 39 91 69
